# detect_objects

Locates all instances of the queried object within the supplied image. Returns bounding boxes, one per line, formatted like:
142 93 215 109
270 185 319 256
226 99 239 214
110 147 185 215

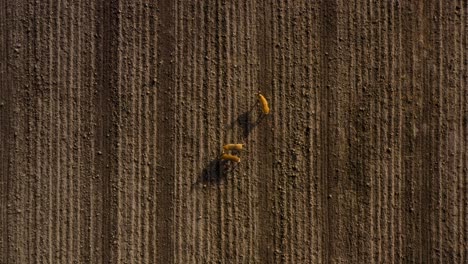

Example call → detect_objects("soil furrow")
1 1 466 263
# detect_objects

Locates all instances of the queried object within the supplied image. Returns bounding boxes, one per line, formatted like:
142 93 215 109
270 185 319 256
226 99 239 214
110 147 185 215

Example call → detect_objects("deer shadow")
227 105 266 140
193 157 238 189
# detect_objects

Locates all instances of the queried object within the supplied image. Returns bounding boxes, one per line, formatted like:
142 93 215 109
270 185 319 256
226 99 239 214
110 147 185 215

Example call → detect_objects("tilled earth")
0 1 466 263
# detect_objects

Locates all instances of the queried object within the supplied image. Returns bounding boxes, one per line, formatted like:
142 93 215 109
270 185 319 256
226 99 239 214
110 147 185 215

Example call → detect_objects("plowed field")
1 1 466 263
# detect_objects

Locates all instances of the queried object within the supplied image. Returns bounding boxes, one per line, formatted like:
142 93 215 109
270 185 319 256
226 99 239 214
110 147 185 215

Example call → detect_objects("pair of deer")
220 93 270 163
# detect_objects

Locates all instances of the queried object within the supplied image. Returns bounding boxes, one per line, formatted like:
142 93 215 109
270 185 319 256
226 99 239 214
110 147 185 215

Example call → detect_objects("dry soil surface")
0 0 467 263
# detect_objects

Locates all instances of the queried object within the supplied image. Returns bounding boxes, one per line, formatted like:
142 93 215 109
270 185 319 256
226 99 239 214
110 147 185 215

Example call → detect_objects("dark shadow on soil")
193 157 238 189
227 104 266 140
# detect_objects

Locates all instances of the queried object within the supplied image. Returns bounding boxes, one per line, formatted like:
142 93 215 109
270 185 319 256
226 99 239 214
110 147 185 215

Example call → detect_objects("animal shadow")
194 157 238 188
229 105 266 139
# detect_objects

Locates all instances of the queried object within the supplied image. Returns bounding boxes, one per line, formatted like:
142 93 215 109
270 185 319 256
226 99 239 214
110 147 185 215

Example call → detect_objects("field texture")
0 0 467 263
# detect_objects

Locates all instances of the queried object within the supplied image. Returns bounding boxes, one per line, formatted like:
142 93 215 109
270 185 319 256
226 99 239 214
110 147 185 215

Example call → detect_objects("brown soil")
1 1 466 263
